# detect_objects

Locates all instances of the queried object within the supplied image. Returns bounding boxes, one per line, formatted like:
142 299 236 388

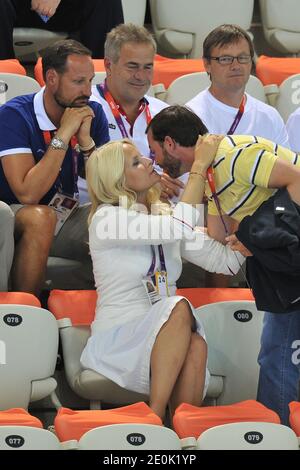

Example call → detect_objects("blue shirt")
0 90 109 204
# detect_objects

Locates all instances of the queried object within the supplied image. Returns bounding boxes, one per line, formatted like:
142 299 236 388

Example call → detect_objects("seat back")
121 0 146 25
0 426 61 450
48 289 97 326
0 59 26 75
13 28 67 57
78 423 181 450
259 0 300 54
197 421 299 450
166 72 266 105
275 73 300 121
150 0 254 58
289 401 300 436
0 304 58 409
0 292 40 307
196 301 264 405
176 287 254 308
0 74 40 105
92 71 107 86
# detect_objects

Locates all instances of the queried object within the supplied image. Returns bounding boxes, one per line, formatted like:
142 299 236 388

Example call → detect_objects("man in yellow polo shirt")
147 105 300 426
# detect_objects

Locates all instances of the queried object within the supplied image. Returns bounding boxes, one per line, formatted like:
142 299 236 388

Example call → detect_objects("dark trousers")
0 0 124 59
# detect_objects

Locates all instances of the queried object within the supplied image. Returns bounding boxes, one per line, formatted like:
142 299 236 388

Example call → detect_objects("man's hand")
225 234 253 257
31 0 61 17
76 111 95 148
58 106 94 143
160 172 185 200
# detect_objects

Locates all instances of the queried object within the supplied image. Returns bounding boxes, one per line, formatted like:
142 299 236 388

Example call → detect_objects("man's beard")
161 150 182 178
54 93 89 108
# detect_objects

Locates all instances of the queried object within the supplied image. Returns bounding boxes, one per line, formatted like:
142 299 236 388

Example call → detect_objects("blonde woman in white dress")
81 137 243 419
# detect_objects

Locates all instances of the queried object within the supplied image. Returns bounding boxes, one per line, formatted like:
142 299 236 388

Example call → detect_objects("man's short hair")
104 23 157 63
147 105 208 147
203 24 254 60
42 39 92 80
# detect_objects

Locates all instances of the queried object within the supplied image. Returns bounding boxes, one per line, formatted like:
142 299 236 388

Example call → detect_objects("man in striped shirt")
147 105 300 426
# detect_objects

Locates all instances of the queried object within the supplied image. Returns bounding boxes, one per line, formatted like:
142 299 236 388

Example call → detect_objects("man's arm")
207 213 239 244
268 158 300 205
1 106 94 204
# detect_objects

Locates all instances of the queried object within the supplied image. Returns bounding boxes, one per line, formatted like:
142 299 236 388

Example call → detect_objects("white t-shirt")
77 86 168 204
286 107 300 152
186 89 289 147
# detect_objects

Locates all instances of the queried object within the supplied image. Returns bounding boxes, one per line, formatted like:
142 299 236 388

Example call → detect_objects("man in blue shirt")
0 39 109 295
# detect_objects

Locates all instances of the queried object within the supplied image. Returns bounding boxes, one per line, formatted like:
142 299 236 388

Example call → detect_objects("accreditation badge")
142 276 161 306
155 271 170 297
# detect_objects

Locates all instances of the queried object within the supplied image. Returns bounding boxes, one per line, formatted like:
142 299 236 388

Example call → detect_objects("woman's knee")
171 299 194 324
187 333 207 365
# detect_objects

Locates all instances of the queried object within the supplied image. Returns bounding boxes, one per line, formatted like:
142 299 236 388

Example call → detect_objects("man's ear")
45 68 59 86
104 57 113 77
164 135 175 150
163 136 180 159
203 58 212 79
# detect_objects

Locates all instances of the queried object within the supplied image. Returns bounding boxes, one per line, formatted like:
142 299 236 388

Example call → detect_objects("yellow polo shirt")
207 135 300 222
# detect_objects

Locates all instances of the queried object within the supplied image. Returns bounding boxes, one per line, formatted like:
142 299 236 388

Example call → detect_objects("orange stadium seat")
48 289 96 326
34 57 106 86
153 57 205 88
0 408 43 428
0 291 41 307
256 55 300 86
173 400 280 439
176 287 254 308
0 409 61 449
289 401 300 436
0 59 26 76
54 402 162 442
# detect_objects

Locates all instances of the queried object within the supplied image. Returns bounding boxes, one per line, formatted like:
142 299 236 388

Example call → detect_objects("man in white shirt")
186 24 288 146
162 25 289 207
185 24 289 287
78 24 168 203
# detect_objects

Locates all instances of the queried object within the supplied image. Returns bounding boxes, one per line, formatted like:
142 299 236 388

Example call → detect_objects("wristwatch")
49 136 68 151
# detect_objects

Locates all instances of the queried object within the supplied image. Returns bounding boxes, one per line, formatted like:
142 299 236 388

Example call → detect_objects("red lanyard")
43 130 79 196
227 94 246 134
206 94 246 232
98 81 152 138
207 166 229 235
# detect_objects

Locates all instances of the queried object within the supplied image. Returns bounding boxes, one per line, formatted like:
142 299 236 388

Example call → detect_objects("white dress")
80 202 244 394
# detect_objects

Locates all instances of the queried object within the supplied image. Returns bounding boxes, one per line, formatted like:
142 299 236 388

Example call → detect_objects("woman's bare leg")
169 333 207 416
149 299 194 419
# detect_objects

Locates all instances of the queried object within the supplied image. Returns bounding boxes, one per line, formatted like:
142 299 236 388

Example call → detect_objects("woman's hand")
192 134 223 175
225 234 253 257
160 172 185 200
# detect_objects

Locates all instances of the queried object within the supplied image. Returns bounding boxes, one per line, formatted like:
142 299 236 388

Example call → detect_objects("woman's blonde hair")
86 139 161 225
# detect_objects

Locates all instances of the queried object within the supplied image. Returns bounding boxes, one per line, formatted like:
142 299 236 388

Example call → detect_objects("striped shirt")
207 135 300 222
